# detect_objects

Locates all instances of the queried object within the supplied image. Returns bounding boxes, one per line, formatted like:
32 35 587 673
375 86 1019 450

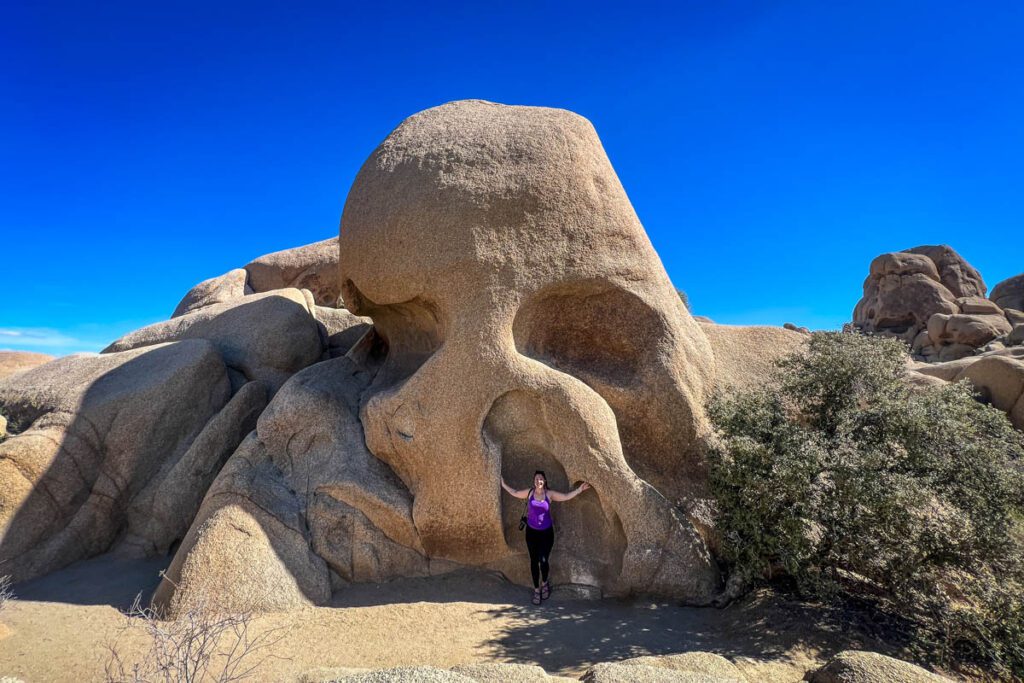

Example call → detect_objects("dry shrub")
104 575 288 683
0 575 12 612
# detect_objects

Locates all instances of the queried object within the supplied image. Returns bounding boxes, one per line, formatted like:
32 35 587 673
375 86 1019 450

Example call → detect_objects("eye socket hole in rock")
341 279 442 390
484 389 626 585
513 280 662 388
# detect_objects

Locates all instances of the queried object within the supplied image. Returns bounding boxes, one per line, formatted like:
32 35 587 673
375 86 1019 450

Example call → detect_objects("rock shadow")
0 339 249 606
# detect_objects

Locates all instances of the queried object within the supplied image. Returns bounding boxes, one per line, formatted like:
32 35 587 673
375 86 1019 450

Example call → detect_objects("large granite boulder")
170 237 342 318
171 268 250 318
105 289 327 393
904 245 986 298
594 653 746 681
991 273 1024 312
852 251 959 342
0 341 252 582
807 650 951 682
245 237 341 307
908 347 1024 429
158 100 721 613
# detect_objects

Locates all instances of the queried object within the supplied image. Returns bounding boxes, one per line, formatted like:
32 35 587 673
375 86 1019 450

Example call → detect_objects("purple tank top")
527 491 552 530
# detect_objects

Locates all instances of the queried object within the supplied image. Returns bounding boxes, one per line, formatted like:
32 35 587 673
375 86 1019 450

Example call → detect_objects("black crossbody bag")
518 492 530 531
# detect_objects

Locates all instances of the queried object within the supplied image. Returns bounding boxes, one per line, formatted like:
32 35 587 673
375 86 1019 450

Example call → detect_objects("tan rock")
171 268 250 318
910 357 977 382
852 252 958 341
331 668 477 682
956 295 1000 315
0 341 231 583
991 273 1024 312
1008 324 1024 347
698 323 808 392
904 245 986 298
904 371 946 390
153 433 331 616
449 663 557 682
581 662 733 682
314 305 372 358
104 289 326 392
156 353 431 612
783 322 810 334
245 237 341 307
954 356 1024 427
339 100 718 600
121 380 269 556
928 312 1012 348
937 343 976 362
808 650 951 682
0 352 54 381
1005 308 1024 327
612 652 747 680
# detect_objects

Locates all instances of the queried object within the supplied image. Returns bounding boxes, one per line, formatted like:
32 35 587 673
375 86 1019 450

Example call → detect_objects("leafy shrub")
708 332 1024 677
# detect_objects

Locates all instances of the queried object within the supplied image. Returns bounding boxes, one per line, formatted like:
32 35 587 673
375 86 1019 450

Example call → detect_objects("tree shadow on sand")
474 589 891 674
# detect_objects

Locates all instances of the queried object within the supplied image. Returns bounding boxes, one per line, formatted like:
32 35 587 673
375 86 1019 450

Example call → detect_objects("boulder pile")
852 245 1022 362
850 244 1024 429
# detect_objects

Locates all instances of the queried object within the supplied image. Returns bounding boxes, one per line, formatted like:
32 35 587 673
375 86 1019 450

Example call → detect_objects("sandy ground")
0 553 925 682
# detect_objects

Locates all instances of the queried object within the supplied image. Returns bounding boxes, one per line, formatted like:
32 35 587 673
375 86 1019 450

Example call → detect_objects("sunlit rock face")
852 245 1017 362
156 100 723 613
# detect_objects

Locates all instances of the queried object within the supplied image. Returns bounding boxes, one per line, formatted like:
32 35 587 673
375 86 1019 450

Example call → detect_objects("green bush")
708 332 1024 677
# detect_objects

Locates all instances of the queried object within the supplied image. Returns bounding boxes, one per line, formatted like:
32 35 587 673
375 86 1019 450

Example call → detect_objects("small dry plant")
104 576 288 683
0 574 12 612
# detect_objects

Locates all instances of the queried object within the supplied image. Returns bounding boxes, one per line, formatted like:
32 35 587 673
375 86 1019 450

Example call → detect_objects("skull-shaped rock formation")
156 100 722 611
338 100 719 597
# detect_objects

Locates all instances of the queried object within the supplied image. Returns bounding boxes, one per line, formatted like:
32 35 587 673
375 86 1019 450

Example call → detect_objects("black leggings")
524 526 555 588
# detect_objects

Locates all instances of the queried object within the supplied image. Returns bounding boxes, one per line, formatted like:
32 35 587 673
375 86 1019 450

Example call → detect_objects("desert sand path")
0 553 890 682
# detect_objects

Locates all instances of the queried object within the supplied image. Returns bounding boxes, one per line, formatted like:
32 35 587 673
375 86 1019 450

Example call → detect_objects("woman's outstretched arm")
548 482 591 502
501 478 530 499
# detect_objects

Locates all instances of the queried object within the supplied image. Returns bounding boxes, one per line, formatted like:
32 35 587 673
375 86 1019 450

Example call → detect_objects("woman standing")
501 471 591 605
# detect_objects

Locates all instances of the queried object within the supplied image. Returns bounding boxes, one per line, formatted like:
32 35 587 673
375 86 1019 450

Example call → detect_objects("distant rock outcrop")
852 245 1022 362
0 351 54 381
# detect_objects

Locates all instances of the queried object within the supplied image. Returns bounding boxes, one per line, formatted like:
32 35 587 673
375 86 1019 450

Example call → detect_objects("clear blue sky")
3 1 1022 355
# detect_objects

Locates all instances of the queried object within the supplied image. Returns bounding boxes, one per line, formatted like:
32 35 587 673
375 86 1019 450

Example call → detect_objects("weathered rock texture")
807 650 951 682
171 237 343 317
852 246 1021 363
157 99 721 612
0 352 54 381
105 290 327 393
245 237 342 307
0 342 246 582
698 323 808 392
172 268 251 318
991 273 1024 312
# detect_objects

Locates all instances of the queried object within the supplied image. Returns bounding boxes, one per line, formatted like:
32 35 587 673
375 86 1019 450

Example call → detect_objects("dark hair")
533 470 548 490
